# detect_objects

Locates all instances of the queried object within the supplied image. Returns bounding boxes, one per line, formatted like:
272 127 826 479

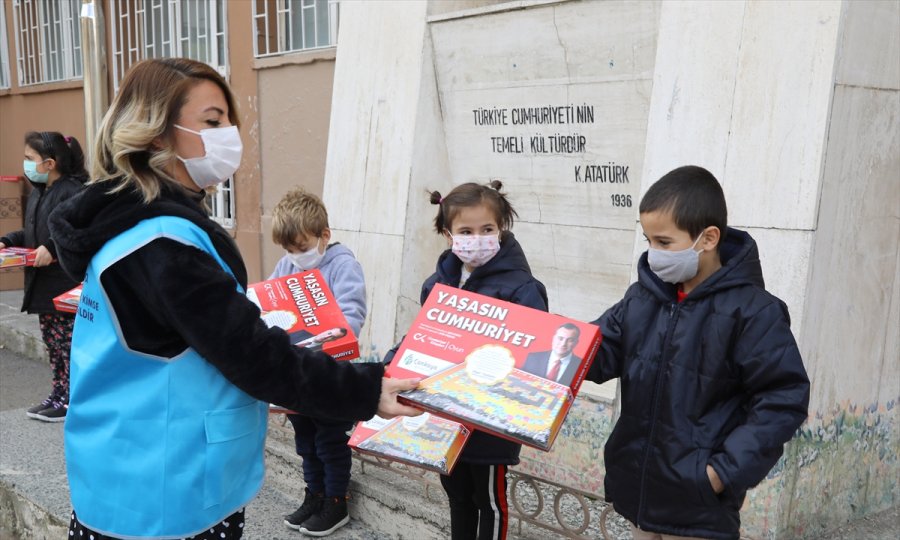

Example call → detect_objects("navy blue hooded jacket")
587 228 809 539
399 231 548 465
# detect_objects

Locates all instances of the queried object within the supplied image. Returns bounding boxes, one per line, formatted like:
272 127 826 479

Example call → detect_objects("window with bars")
109 0 234 228
0 5 11 89
108 0 227 92
253 0 339 58
11 0 83 86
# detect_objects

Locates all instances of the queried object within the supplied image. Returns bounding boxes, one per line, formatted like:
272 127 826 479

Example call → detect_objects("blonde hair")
271 188 329 247
90 58 240 202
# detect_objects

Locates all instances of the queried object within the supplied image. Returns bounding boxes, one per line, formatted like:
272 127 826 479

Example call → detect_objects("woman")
0 131 86 421
48 58 419 539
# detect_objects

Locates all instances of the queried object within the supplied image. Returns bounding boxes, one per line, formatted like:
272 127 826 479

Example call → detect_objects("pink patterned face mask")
450 234 501 268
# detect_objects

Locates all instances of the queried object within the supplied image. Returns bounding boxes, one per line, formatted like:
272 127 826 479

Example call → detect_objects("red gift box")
0 247 36 268
387 284 602 451
52 284 83 314
246 270 360 415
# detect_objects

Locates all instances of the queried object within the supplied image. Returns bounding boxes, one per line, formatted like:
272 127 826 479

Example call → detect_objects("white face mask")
287 241 325 270
647 234 704 284
174 124 242 189
450 234 501 268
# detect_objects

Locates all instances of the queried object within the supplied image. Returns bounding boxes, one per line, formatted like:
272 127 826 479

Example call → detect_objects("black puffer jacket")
0 176 83 313
48 181 384 420
422 232 548 465
587 228 809 539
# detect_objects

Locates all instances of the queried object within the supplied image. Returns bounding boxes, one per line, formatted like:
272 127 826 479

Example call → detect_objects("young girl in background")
0 131 86 422
404 180 548 540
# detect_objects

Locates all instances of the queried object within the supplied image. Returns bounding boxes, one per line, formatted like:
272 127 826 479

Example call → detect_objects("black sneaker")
284 488 324 531
26 393 57 419
299 496 349 537
32 400 67 423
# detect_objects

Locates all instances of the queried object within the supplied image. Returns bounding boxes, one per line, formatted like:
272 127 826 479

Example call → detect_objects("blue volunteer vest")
65 216 268 539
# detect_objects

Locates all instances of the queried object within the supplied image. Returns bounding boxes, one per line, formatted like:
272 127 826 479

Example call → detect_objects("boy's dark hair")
24 131 88 182
429 180 518 234
639 165 728 244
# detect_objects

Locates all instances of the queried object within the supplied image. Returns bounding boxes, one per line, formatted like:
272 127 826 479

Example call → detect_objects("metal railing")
253 0 339 58
271 412 625 539
11 0 83 86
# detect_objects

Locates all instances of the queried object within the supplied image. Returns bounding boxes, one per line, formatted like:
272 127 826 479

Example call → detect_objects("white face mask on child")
287 241 325 270
450 234 501 268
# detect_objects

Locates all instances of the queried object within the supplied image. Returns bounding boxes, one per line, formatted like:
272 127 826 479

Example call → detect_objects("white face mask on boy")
287 242 325 270
174 124 242 189
647 234 704 284
450 233 501 268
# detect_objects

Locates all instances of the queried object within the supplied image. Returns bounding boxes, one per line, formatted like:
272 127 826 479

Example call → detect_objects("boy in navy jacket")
587 166 810 540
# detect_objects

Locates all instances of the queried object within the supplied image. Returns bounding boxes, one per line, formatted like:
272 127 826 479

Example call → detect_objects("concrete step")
266 416 450 539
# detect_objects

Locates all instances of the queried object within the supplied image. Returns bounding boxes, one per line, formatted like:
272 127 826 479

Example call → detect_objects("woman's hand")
0 242 6 249
32 245 53 267
377 377 423 419
706 464 724 494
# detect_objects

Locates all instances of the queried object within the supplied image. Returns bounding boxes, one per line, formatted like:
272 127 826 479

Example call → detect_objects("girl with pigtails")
387 180 548 540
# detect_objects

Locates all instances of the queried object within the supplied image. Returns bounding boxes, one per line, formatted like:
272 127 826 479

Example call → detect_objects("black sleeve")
101 238 383 421
0 229 24 247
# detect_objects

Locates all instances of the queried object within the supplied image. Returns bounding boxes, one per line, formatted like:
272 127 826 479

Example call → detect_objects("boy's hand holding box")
386 284 602 451
0 247 36 268
245 270 359 414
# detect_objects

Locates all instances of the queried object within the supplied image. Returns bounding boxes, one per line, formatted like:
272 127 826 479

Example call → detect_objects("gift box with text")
247 270 359 414
387 284 601 451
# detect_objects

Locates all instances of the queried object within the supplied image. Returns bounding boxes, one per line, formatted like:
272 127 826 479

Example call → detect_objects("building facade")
0 0 339 282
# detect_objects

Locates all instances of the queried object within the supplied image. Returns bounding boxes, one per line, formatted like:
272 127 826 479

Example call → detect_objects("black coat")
422 231 549 465
0 176 83 314
48 181 384 421
588 228 810 539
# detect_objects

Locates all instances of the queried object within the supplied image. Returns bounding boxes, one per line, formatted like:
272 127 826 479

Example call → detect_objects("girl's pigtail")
430 190 446 234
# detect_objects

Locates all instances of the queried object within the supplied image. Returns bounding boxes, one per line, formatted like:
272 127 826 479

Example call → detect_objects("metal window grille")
0 5 11 88
253 0 339 58
208 181 234 229
108 0 227 92
11 0 83 86
109 0 233 228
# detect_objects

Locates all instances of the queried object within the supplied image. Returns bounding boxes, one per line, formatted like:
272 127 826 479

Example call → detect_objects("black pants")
287 413 354 497
440 463 509 540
